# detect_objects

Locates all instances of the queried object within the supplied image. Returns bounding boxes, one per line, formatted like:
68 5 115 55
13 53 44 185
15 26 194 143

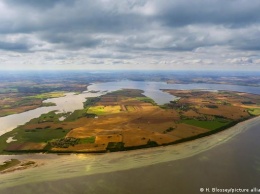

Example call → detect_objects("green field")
135 97 157 105
248 108 260 116
28 111 67 124
182 118 231 130
12 128 69 143
27 92 65 99
0 159 20 172
65 109 87 121
79 136 96 144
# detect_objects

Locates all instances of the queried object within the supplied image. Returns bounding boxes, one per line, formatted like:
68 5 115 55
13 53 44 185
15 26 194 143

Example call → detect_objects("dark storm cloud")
41 32 102 49
0 41 30 52
0 0 146 34
1 0 260 54
155 0 260 27
4 0 74 9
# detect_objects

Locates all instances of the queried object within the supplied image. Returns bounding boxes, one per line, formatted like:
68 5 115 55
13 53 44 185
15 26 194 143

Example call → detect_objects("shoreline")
0 116 259 190
1 115 257 155
0 159 42 174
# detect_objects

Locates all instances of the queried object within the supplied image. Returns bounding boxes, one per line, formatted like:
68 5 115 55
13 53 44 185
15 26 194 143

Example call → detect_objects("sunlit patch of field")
65 126 97 138
197 105 249 120
27 92 65 99
67 104 181 148
168 123 208 138
66 115 131 138
95 134 122 144
121 129 179 147
164 89 258 121
1 88 259 154
248 108 260 116
125 105 143 111
87 105 121 115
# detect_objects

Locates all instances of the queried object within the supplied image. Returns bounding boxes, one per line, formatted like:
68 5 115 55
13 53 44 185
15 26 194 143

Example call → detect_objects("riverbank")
1 87 258 154
0 116 259 190
0 159 41 174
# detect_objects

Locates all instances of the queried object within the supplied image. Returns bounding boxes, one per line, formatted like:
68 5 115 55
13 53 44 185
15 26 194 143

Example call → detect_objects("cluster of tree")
50 137 79 148
163 127 175 133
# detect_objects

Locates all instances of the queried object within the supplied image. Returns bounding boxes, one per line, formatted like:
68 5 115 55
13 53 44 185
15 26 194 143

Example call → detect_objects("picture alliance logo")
200 187 260 193
211 188 249 193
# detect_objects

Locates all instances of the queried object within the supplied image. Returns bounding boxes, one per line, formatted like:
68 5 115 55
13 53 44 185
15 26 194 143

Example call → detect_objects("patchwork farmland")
0 89 259 154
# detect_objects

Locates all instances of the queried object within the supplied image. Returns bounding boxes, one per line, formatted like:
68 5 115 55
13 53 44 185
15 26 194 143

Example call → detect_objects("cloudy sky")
0 0 260 71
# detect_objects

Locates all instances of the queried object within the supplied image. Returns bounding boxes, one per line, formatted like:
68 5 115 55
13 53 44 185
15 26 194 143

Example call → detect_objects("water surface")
1 81 259 136
0 117 259 193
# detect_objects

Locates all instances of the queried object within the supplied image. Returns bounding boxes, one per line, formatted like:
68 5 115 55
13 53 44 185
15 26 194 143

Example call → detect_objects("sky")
0 0 260 71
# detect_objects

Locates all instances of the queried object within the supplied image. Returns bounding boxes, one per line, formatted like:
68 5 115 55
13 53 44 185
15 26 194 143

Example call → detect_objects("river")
0 81 259 193
0 81 259 136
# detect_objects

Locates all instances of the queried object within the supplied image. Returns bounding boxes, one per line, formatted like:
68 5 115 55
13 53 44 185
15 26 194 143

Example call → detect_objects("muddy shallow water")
0 116 259 194
0 81 259 193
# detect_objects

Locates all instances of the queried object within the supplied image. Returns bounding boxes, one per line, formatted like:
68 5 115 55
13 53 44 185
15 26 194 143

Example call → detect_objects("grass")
12 98 37 107
83 97 100 108
27 92 65 100
182 118 231 130
0 159 21 172
79 136 96 144
37 111 60 123
0 124 70 153
13 128 70 143
41 102 56 107
108 89 144 98
135 97 157 105
248 108 260 116
0 111 17 117
87 106 121 115
28 111 62 124
65 109 88 121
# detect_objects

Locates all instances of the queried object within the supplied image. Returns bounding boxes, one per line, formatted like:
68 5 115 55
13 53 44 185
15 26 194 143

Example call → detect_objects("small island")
0 89 259 154
0 159 39 174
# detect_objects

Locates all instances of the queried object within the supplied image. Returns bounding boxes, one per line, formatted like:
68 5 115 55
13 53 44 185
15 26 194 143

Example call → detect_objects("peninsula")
0 88 259 154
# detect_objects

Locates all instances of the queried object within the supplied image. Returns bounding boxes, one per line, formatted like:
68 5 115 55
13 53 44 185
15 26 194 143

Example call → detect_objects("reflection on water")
0 81 260 193
1 81 259 136
0 92 102 136
88 81 260 104
0 117 259 194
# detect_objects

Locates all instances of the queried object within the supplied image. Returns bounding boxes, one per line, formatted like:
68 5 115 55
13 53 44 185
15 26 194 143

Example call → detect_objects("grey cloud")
4 0 73 9
154 0 260 27
0 0 260 70
0 41 30 52
89 52 133 59
233 39 260 51
41 32 102 49
0 0 146 34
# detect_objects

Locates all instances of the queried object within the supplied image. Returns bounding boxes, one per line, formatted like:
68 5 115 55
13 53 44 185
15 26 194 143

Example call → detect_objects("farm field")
0 89 259 154
0 79 89 117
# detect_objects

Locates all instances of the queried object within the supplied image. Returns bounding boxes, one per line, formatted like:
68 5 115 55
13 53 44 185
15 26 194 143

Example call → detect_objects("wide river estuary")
0 81 259 194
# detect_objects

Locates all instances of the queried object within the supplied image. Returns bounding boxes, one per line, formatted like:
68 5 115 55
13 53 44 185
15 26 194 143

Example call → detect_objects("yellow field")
87 105 121 115
3 88 259 153
95 134 122 144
